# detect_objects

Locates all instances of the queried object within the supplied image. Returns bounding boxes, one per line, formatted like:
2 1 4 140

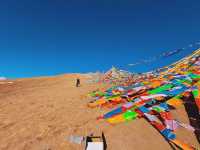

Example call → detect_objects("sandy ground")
0 74 199 150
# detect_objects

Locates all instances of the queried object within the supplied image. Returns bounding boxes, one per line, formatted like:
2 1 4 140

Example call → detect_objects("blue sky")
0 0 199 78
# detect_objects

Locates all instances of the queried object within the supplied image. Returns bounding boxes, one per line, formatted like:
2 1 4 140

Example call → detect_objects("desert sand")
0 74 199 150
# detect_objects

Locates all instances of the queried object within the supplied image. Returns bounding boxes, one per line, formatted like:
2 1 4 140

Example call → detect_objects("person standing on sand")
76 78 80 87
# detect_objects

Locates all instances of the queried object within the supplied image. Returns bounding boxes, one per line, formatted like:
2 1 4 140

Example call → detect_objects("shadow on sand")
182 93 200 143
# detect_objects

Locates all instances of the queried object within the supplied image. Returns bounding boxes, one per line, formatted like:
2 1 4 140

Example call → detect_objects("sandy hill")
0 72 199 150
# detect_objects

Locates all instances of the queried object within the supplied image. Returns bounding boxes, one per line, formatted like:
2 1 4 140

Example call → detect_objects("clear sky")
0 0 199 78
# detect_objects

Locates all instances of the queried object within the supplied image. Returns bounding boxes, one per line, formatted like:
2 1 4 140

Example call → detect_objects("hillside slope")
0 73 199 150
